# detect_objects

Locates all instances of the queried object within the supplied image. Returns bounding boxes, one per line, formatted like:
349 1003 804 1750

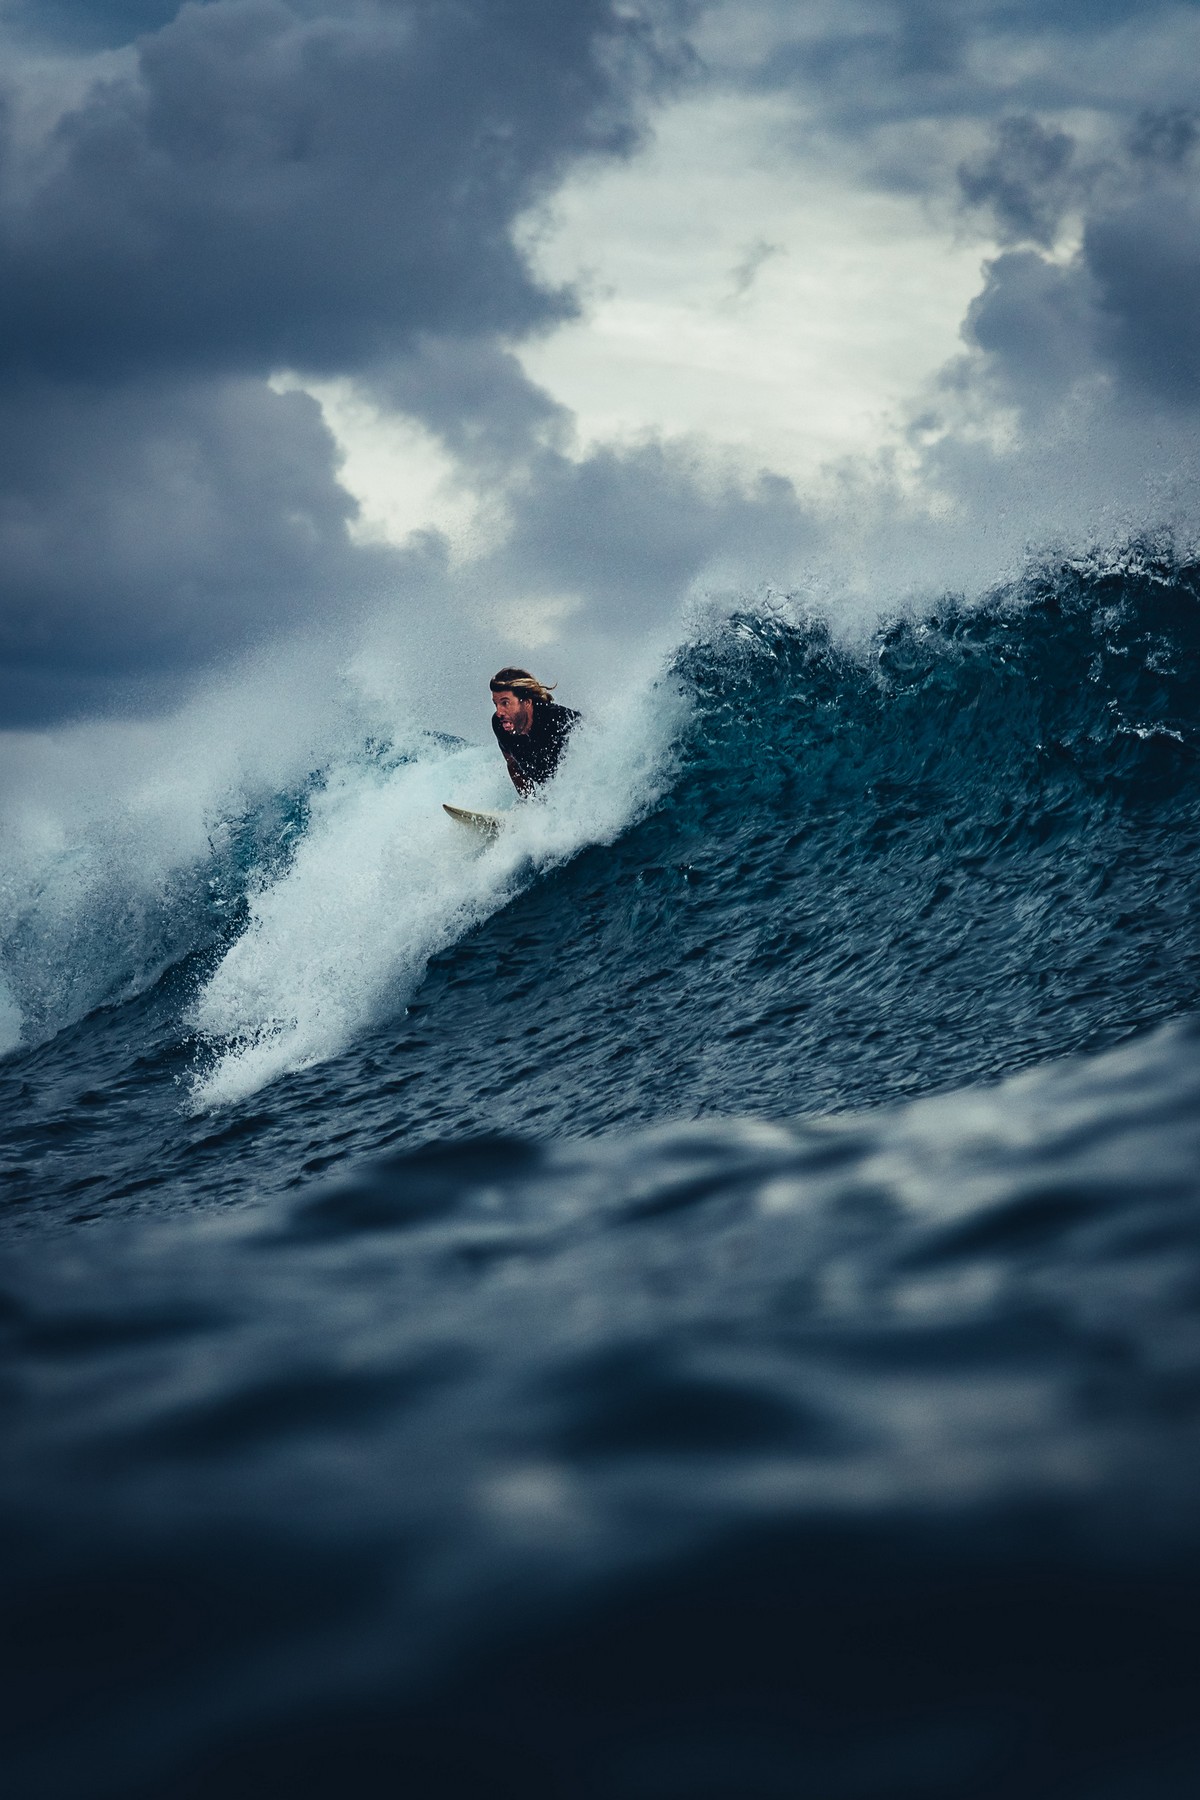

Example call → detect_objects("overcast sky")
2 0 1199 735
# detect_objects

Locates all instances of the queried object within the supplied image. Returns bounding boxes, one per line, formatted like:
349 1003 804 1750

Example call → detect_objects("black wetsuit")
492 700 580 788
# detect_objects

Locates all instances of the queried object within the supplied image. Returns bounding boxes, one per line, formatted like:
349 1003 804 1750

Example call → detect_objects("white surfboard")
443 803 506 836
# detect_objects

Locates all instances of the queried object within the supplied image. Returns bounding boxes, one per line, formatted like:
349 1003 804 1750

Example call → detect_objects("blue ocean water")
3 547 1200 1797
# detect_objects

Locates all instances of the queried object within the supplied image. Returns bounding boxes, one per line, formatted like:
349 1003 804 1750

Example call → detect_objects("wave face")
3 548 1199 1225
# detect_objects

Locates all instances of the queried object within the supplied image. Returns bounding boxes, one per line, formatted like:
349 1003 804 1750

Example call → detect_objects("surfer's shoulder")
546 700 581 727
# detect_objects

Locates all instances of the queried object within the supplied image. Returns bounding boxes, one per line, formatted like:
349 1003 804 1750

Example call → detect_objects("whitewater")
3 544 1200 1799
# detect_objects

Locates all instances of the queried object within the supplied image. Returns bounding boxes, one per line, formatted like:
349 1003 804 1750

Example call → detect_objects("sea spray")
189 679 686 1107
0 644 360 1055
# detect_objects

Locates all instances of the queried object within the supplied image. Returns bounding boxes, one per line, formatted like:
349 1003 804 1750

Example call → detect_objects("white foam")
188 679 684 1108
0 636 358 1051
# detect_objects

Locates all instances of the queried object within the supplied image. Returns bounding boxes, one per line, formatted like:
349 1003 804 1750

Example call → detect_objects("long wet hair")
489 667 556 704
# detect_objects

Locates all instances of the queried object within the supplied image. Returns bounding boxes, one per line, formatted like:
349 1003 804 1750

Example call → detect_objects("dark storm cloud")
893 115 1200 585
0 0 662 381
0 373 396 726
0 0 676 725
961 250 1097 401
5 0 1200 730
721 0 1200 179
717 0 1200 542
3 1 187 52
346 333 817 678
371 336 573 470
1087 185 1200 406
490 442 811 635
957 116 1076 247
1129 106 1199 169
957 156 1200 415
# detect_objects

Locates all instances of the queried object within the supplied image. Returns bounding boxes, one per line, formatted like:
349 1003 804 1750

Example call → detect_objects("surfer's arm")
503 752 531 795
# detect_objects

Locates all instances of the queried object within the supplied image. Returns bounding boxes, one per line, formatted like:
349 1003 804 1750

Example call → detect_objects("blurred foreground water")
5 1017 1200 1798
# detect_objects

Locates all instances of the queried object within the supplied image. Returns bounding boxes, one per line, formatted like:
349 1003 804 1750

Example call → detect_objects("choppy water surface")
4 550 1200 1228
3 549 1200 1796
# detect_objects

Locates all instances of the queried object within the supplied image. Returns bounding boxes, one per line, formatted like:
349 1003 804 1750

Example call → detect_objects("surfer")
490 667 580 795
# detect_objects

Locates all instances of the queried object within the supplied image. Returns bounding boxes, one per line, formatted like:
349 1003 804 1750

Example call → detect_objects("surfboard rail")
443 803 505 836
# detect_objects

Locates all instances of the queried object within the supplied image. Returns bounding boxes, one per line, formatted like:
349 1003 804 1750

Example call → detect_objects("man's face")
493 690 533 734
